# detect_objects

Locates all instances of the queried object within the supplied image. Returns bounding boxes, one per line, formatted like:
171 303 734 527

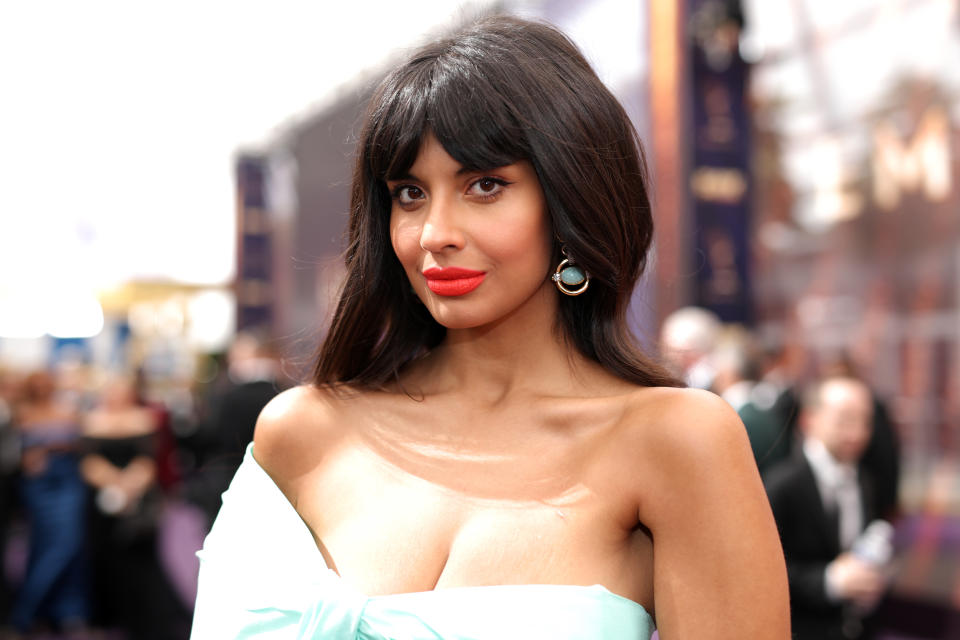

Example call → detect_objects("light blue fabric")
192 444 655 639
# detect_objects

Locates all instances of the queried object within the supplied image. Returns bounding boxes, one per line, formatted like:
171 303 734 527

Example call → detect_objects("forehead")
819 379 871 413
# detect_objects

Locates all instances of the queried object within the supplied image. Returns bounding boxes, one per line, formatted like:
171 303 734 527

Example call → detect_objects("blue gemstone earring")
551 246 590 296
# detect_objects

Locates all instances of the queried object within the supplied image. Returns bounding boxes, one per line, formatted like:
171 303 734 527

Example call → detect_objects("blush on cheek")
487 217 549 255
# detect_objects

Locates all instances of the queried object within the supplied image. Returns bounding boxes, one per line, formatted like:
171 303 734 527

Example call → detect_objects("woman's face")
388 134 554 330
101 377 135 409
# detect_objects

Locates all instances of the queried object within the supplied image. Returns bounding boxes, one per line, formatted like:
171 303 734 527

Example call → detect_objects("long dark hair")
313 15 681 390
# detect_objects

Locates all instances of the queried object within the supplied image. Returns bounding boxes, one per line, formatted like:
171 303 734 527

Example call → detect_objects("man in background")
764 376 892 639
188 331 286 524
659 306 721 390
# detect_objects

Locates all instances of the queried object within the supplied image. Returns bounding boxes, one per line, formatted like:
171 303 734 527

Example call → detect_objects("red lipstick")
422 267 486 296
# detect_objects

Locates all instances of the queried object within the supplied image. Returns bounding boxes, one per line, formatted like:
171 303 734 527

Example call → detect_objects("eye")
392 185 425 206
467 177 508 199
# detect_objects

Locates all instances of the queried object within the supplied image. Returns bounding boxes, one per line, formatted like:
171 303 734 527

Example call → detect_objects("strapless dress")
191 444 655 639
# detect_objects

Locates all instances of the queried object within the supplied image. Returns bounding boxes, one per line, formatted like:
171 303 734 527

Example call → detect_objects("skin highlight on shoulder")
252 384 356 487
625 387 749 453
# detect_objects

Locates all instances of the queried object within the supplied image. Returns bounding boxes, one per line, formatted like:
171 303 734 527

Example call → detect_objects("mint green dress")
191 445 656 639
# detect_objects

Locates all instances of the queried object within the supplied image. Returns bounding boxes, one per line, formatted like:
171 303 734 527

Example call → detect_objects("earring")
551 246 590 296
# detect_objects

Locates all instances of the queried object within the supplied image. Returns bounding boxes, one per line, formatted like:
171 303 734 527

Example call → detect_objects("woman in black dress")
81 375 189 639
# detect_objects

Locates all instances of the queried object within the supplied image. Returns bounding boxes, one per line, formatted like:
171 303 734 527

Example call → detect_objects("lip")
422 267 486 296
422 267 486 279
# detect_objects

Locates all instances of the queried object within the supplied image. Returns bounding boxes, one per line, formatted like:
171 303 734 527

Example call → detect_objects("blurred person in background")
80 373 190 640
186 331 285 525
752 336 802 468
132 367 182 495
214 331 285 464
6 370 89 637
192 16 789 639
658 305 722 390
821 354 901 522
0 370 20 625
708 325 758 412
765 375 894 639
710 326 793 474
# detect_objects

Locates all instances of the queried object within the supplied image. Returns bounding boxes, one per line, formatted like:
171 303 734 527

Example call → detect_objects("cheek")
485 207 552 271
853 424 872 447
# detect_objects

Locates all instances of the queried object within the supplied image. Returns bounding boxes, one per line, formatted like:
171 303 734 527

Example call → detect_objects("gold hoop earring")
551 247 589 296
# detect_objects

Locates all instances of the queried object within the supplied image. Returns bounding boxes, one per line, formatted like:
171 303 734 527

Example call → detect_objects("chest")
85 408 153 437
292 437 646 598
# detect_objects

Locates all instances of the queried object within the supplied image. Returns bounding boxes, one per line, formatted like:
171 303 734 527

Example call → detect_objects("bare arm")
80 453 123 488
637 389 790 638
82 453 156 503
117 456 157 498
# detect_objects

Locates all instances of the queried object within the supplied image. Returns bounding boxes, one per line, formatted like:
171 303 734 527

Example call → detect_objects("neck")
411 283 601 403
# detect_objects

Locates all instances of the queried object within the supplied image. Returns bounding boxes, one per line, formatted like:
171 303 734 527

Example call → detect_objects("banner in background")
235 156 273 333
687 0 752 324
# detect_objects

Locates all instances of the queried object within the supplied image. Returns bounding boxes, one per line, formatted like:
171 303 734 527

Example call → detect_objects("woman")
193 15 789 639
9 370 89 635
81 374 190 639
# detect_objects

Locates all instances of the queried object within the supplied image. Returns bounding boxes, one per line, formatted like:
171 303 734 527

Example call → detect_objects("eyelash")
390 185 420 205
390 177 511 205
467 177 510 200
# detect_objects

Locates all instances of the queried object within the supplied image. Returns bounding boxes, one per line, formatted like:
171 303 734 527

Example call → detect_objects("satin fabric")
192 444 655 639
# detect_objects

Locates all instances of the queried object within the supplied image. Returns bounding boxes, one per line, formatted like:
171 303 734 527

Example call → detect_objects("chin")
422 295 512 330
428 308 493 330
838 448 867 465
419 279 550 330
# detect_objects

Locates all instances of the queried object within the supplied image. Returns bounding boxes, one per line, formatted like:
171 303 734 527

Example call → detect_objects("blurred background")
0 0 958 638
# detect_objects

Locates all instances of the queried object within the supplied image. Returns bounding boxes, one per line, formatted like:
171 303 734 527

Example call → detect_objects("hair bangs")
427 54 530 172
365 69 431 183
368 49 531 184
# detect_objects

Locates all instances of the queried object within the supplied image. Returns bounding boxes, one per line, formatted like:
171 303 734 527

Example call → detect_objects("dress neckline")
365 579 653 618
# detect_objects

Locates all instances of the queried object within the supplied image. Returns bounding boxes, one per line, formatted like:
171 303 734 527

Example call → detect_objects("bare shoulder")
598 386 756 514
621 386 751 471
613 386 773 550
252 384 352 486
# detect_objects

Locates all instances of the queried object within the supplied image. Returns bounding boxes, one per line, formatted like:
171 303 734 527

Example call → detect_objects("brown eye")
395 185 424 205
467 177 508 198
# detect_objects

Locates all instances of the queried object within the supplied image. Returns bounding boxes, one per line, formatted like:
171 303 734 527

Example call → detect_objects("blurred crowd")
0 332 288 640
661 306 905 639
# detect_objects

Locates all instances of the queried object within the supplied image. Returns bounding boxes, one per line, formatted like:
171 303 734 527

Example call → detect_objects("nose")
418 198 465 253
